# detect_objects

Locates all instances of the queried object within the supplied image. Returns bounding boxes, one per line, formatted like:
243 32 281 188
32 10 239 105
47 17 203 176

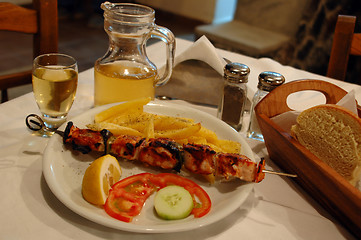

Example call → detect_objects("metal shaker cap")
224 63 250 83
257 71 285 91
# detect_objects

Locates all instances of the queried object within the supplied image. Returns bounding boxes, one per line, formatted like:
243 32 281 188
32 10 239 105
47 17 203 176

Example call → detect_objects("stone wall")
272 0 361 84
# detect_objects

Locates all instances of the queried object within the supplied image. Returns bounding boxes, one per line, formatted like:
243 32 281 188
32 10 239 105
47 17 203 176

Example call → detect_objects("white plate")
43 101 255 233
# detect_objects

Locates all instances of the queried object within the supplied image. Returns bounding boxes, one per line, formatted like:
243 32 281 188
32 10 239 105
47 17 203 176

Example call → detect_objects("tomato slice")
104 173 212 222
188 186 211 218
104 173 157 222
105 191 144 222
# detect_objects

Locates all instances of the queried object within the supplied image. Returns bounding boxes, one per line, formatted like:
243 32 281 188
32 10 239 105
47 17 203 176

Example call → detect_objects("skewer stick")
260 157 297 177
262 169 297 178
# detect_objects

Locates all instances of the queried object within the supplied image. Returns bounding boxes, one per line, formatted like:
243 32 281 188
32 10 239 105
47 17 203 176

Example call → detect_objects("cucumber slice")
154 185 194 220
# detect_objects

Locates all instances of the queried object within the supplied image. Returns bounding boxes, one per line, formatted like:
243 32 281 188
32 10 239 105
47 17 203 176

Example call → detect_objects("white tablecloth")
0 38 359 239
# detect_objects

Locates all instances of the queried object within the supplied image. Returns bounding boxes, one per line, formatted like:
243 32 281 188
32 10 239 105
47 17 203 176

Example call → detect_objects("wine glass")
32 53 78 137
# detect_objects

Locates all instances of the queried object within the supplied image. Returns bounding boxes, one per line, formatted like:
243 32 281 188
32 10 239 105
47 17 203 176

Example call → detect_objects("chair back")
0 0 58 102
327 15 361 83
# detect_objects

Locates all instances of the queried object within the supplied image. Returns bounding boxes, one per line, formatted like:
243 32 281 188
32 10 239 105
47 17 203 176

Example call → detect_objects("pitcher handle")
150 25 176 86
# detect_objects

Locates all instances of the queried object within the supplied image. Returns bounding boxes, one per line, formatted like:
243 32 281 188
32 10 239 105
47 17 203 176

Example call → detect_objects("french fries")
144 115 155 139
94 97 151 123
153 115 194 130
86 122 143 136
154 123 201 139
88 98 242 154
216 139 241 154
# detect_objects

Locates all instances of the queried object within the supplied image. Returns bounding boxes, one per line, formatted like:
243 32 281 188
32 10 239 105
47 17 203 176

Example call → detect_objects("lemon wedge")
82 154 122 205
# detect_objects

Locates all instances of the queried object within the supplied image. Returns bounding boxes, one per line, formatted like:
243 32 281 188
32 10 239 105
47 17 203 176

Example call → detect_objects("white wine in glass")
32 53 78 136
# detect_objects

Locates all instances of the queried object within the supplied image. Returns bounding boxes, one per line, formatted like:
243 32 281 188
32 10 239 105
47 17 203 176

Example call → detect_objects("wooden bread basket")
254 79 361 238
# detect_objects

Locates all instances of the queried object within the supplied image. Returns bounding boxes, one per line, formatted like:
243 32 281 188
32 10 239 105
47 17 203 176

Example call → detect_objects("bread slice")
291 104 361 186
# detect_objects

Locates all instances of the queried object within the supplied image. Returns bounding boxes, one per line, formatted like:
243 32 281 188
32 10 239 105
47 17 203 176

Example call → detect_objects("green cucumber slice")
154 185 194 220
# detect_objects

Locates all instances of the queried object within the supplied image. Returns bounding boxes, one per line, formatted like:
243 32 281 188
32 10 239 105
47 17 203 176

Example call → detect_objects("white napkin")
174 35 227 75
336 89 358 114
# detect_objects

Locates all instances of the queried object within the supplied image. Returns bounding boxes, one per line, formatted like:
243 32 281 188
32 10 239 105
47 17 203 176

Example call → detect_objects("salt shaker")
217 63 250 131
247 71 285 141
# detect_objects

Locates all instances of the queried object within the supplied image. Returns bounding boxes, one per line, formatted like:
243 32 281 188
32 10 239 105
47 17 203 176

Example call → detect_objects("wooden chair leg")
1 89 8 103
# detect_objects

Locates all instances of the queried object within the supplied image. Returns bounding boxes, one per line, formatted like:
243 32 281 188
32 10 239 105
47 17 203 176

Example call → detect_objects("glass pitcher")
94 2 176 106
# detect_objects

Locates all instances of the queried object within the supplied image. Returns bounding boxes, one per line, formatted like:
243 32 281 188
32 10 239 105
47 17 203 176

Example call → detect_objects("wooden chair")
327 15 361 83
0 0 58 103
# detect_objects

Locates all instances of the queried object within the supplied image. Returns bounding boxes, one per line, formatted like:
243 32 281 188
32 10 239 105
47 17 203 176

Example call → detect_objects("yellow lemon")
82 154 122 205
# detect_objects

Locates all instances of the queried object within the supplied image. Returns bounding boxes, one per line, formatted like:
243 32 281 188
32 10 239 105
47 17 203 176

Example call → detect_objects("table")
1 38 359 239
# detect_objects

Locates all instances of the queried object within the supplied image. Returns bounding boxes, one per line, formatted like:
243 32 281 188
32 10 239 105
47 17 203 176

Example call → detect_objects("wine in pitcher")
94 61 157 106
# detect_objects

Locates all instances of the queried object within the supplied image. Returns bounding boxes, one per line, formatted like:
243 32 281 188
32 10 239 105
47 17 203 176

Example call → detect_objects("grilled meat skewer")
63 122 265 183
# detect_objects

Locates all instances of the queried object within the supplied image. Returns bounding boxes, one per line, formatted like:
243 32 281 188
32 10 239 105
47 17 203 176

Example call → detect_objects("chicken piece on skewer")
182 143 265 182
110 135 144 161
182 144 216 175
216 153 265 182
137 138 183 172
63 122 265 183
63 122 107 153
111 136 183 171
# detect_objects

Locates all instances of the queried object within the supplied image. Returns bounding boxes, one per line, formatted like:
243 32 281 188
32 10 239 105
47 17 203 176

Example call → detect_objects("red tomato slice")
188 186 212 218
104 173 212 222
105 191 145 222
104 173 157 222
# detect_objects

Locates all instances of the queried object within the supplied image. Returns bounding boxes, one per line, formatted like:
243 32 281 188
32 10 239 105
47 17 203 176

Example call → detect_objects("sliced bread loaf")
291 104 361 186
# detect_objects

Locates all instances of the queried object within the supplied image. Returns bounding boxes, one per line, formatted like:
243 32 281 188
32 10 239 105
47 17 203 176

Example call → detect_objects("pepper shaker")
247 71 285 141
217 63 250 131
